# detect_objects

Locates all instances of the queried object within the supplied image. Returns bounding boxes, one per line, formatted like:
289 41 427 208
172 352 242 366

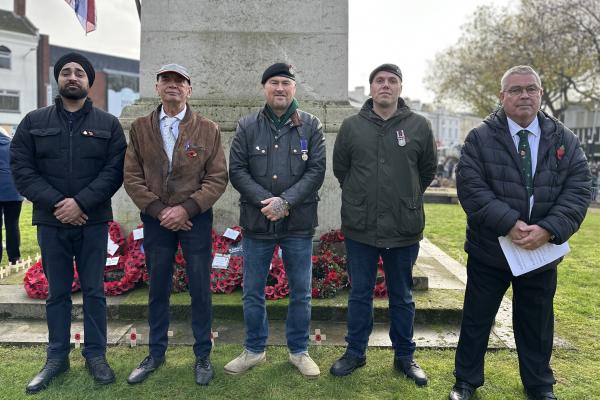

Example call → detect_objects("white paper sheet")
107 237 119 256
498 236 570 276
133 228 144 240
222 228 240 240
212 254 230 269
106 256 120 266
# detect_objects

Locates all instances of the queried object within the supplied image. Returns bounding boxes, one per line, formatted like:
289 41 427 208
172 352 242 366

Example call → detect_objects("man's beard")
59 84 88 100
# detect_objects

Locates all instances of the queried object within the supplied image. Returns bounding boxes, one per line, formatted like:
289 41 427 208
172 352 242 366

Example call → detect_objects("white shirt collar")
507 115 540 138
160 105 187 121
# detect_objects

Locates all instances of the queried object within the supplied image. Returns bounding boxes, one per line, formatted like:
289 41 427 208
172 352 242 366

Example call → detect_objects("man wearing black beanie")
227 63 325 378
11 52 126 393
331 63 437 386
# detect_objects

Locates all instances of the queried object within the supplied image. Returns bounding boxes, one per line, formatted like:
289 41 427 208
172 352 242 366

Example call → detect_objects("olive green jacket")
333 98 437 248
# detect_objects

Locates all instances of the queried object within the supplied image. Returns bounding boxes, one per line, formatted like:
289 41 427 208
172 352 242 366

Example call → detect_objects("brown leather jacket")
124 104 228 218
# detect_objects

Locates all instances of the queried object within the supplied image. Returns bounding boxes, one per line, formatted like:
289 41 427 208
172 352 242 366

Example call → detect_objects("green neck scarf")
265 98 299 130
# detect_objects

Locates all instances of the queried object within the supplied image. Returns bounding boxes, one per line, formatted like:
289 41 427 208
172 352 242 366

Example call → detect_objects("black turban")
53 52 95 87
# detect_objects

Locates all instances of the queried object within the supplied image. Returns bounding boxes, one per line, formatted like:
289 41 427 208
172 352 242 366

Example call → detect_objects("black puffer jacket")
229 107 326 239
456 109 591 272
10 97 126 226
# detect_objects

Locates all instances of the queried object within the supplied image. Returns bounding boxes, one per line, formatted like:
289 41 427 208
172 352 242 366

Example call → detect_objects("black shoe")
127 355 165 384
394 358 428 386
525 388 557 400
85 355 115 385
25 358 70 394
329 353 366 377
449 381 475 400
195 357 215 385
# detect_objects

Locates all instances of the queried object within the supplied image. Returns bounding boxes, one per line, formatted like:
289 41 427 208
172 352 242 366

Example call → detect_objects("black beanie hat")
261 63 295 84
369 63 402 84
53 52 96 87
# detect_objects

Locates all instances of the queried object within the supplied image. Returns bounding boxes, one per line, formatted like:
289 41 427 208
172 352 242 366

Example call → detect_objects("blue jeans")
37 223 108 360
242 236 312 354
142 210 213 359
344 238 419 359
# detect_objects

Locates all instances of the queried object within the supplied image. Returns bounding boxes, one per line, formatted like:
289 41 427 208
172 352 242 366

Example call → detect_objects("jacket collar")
54 95 93 115
486 108 563 171
359 98 411 125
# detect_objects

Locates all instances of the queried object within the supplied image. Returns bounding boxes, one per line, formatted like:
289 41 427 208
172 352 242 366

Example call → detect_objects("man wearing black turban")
10 52 127 393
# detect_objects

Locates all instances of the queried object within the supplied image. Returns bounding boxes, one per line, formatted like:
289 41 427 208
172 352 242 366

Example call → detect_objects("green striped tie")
517 130 533 198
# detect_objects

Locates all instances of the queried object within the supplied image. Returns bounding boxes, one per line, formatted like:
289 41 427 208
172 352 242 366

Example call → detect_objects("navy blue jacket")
456 109 591 273
10 97 126 226
0 134 22 202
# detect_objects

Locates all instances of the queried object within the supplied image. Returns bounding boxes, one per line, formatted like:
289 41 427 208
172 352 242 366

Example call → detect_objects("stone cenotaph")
115 0 356 234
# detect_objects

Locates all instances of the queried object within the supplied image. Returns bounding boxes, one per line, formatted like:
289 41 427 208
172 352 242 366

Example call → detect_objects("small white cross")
210 330 219 346
73 332 83 348
129 328 141 347
310 329 326 345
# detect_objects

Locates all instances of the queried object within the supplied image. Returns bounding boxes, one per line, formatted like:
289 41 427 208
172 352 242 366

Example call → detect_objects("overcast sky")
1 0 512 102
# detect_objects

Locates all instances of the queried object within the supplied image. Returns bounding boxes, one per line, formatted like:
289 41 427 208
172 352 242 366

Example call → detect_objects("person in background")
0 126 23 266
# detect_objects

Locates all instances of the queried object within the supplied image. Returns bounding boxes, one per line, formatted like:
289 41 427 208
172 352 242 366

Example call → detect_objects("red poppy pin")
556 144 565 161
184 140 198 158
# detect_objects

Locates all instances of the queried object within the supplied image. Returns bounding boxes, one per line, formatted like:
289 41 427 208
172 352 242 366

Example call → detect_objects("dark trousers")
37 223 108 360
344 238 419 359
455 257 557 392
142 209 213 359
0 200 22 264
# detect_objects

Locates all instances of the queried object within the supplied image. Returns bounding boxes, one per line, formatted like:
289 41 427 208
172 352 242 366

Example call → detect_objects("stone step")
0 285 463 325
0 318 471 349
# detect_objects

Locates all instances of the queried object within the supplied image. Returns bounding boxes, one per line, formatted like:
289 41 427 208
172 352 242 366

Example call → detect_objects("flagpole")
135 0 141 21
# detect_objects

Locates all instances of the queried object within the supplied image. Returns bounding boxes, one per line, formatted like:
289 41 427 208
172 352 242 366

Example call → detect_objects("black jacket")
333 98 437 248
229 107 326 238
10 97 126 226
456 108 591 272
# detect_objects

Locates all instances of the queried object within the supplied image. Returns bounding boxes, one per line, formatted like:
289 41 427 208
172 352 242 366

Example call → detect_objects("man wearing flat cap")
226 62 326 378
11 52 127 393
124 63 227 385
330 64 437 385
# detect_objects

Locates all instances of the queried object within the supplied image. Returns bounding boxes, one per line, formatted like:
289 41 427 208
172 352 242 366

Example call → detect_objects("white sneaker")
289 352 320 378
223 349 266 375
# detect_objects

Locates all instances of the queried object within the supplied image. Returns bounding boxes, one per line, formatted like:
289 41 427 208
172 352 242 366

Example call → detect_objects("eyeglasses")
504 86 541 97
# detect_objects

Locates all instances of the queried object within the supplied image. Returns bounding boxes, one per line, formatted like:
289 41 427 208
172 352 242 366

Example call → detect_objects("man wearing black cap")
330 64 437 385
124 63 227 386
227 62 326 378
10 52 126 393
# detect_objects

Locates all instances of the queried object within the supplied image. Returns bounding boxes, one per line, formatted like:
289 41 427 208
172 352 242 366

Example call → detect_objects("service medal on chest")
396 130 406 147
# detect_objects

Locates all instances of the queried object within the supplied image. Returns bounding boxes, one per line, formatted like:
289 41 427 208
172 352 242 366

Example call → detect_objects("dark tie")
517 130 533 198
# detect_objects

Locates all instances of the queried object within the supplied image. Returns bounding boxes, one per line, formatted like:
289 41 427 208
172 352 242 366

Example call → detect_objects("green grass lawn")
0 203 599 399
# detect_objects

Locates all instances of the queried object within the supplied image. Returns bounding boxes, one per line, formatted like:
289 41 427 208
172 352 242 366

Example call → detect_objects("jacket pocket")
249 147 268 177
289 147 306 176
240 201 270 233
30 128 61 159
395 196 425 236
341 190 367 231
79 129 110 160
286 197 318 231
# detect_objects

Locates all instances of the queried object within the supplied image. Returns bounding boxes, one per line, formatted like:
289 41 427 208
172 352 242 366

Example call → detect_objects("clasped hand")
260 197 289 221
508 220 551 250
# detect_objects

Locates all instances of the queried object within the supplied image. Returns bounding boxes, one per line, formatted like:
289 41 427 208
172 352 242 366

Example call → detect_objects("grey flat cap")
156 63 191 83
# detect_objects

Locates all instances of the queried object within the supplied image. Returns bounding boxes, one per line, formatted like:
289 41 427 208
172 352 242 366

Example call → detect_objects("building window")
0 46 11 69
0 89 20 112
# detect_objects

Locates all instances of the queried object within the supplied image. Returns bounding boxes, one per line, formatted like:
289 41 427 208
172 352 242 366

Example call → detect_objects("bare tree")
425 0 600 119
